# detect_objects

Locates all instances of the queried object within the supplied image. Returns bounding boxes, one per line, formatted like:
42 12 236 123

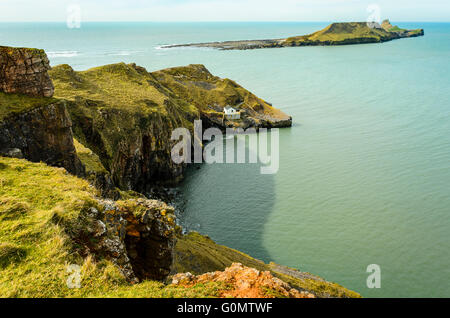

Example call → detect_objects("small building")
223 106 240 120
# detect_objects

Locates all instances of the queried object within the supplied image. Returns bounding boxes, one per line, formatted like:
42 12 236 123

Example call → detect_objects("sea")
1 21 449 297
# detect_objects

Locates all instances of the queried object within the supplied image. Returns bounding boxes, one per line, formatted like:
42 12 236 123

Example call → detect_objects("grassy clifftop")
285 22 393 44
284 21 424 45
0 92 57 121
0 156 225 297
0 157 360 297
49 63 198 118
48 62 291 193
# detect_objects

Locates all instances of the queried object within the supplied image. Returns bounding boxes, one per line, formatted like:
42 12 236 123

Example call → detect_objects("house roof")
224 106 234 111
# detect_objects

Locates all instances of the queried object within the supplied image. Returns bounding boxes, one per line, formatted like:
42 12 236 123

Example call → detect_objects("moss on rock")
173 232 361 298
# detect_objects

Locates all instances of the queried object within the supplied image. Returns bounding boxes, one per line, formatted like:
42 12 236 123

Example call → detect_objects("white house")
223 106 240 120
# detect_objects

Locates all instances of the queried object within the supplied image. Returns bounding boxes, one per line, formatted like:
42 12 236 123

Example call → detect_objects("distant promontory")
164 20 424 50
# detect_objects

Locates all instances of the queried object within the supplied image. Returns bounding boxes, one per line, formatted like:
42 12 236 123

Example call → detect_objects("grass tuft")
0 243 27 269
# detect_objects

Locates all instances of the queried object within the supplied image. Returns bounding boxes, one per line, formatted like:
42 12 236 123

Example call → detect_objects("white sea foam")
47 51 78 58
107 50 143 56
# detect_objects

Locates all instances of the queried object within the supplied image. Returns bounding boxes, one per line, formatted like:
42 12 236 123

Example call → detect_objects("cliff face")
0 46 54 97
49 63 197 193
0 95 84 176
0 157 178 296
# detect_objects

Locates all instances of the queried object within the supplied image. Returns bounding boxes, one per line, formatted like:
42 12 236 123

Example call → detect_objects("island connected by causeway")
164 20 424 50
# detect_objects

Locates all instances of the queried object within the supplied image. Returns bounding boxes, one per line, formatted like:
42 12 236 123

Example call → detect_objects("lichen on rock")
0 46 54 97
172 263 315 298
67 198 176 283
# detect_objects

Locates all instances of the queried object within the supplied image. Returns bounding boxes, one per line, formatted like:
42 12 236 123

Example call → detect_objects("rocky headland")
164 20 424 50
0 46 359 298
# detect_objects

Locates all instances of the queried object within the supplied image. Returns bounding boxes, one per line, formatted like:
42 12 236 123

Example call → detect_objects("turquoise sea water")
1 22 449 297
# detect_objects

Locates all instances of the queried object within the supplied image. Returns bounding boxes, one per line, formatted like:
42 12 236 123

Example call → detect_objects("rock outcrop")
0 46 54 97
0 99 84 176
172 263 315 298
0 46 83 176
153 64 292 129
172 231 362 298
68 198 176 283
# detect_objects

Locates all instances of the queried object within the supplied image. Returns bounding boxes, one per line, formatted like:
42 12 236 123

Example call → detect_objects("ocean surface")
1 22 449 298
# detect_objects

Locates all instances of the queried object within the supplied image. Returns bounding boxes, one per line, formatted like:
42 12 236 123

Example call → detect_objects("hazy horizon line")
1 20 447 23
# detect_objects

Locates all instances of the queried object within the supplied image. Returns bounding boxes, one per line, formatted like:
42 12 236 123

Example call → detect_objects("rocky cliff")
0 98 84 176
0 47 83 175
0 46 54 97
48 62 291 194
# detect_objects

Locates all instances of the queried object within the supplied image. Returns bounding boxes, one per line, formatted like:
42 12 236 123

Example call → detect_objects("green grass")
49 63 199 177
73 139 107 174
285 22 394 45
0 92 57 121
49 63 197 116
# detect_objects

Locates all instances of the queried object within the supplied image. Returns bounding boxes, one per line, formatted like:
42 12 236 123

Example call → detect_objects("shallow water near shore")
1 22 449 297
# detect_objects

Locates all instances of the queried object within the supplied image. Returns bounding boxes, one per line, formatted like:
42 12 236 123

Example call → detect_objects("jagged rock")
121 198 177 281
0 46 54 97
0 100 85 176
172 263 315 298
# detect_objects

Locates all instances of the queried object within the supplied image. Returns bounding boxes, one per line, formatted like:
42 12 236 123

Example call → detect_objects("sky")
0 0 449 22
